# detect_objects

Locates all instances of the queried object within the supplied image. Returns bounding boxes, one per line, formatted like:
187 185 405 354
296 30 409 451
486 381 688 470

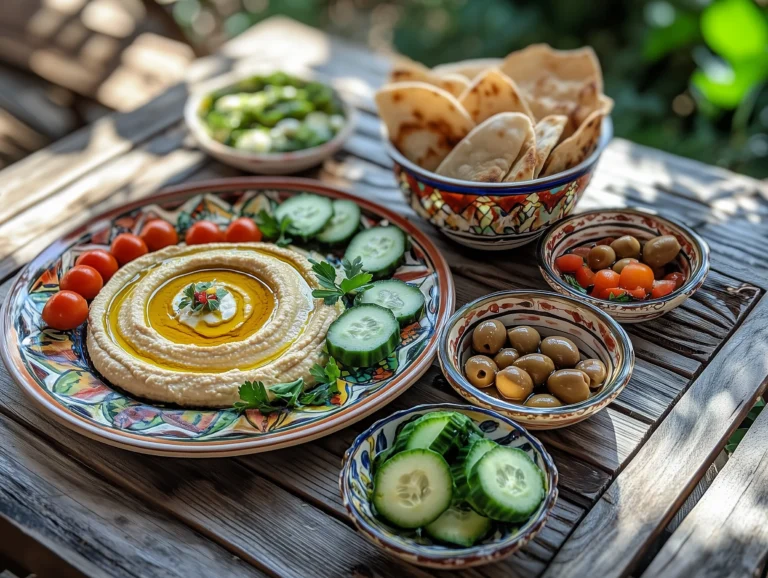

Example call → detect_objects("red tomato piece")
651 279 677 299
664 272 686 289
599 287 626 300
42 291 89 330
619 263 655 291
225 217 263 243
626 287 648 299
60 265 103 300
555 254 584 273
185 220 224 245
574 266 596 288
571 246 592 259
76 250 119 282
140 219 179 252
110 233 148 266
591 269 621 298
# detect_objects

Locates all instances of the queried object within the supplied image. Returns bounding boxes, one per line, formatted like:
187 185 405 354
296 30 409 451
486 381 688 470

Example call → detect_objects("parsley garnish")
561 273 588 294
309 256 373 305
254 210 292 247
177 282 229 313
300 357 341 405
607 292 635 302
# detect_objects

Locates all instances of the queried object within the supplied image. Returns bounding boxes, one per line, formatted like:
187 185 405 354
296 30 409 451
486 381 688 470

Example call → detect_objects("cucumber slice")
344 226 406 278
356 280 425 326
274 194 333 238
326 304 399 367
316 199 361 244
373 449 453 529
424 505 492 547
452 438 497 505
468 446 546 523
404 413 465 456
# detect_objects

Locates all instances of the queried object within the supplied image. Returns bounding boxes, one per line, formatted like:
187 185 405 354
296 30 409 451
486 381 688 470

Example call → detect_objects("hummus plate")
1 179 454 457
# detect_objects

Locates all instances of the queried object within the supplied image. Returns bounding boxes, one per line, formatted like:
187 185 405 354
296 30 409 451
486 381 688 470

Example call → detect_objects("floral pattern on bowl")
1 179 454 457
339 403 558 569
537 208 710 323
438 291 634 430
385 118 613 251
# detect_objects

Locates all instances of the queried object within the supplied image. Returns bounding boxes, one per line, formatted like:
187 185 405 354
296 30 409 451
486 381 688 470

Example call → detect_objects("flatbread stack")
376 44 613 182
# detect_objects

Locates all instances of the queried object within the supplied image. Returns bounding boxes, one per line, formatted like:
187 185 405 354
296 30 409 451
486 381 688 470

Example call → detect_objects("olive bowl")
185 65 357 174
437 290 634 430
537 208 710 323
339 403 558 569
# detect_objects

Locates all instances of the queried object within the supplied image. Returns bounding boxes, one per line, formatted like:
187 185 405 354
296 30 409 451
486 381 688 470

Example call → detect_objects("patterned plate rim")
0 177 455 457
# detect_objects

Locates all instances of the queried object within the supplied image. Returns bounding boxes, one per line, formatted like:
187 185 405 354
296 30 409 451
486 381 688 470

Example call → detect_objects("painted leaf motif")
51 370 110 403
112 405 165 431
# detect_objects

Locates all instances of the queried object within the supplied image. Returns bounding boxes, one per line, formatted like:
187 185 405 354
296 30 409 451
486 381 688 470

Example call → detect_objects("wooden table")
2 16 768 578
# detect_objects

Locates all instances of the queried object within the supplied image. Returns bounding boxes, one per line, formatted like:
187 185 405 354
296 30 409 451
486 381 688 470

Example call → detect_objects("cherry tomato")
225 217 263 243
76 250 118 282
651 279 677 299
596 237 615 246
555 254 584 273
59 265 103 300
664 272 686 289
185 220 224 245
600 287 626 300
110 233 148 265
626 287 648 299
599 286 647 300
42 290 89 330
591 269 621 298
571 246 592 259
140 219 178 252
619 263 655 291
574 266 596 289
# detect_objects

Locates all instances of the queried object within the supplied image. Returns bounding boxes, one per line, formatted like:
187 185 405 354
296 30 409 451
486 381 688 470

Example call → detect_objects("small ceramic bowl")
340 403 558 569
385 118 613 251
185 67 356 174
537 208 710 323
438 290 633 430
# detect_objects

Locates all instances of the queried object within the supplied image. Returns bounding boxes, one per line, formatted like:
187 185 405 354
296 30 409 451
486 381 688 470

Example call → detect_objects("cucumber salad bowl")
339 403 558 569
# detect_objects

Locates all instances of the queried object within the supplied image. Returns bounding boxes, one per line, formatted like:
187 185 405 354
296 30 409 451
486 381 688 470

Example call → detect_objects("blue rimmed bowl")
339 403 558 569
438 290 634 430
537 208 710 323
385 118 613 251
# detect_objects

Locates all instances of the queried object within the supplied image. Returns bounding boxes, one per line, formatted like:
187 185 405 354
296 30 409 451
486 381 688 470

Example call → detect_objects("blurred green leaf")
643 7 699 62
692 55 768 109
701 0 768 62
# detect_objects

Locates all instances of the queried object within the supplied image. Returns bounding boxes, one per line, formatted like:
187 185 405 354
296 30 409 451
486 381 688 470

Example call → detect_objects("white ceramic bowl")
185 67 356 174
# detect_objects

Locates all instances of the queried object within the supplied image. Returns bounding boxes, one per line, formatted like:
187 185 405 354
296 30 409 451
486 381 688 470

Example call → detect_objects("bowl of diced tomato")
536 208 709 323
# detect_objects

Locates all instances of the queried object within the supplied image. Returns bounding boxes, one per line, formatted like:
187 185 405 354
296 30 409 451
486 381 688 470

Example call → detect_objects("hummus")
87 242 340 407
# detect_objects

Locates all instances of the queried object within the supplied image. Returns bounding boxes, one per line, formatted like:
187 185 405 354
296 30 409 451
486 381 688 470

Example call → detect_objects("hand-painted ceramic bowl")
339 403 558 569
385 118 613 251
438 291 633 430
185 66 356 174
537 208 710 323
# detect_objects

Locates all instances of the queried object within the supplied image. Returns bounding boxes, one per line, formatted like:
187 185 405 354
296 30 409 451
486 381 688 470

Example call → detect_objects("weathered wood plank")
697 219 768 291
642 408 768 578
541 295 768 578
0 414 265 578
611 358 687 424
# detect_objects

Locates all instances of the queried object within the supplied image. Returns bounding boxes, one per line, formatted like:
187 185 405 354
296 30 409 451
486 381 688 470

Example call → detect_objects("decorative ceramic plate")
0 178 454 457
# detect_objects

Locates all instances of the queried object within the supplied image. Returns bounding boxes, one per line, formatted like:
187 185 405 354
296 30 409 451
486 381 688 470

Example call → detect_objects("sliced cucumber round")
326 304 399 367
424 505 492 547
468 446 546 523
404 413 465 456
373 449 453 529
274 194 333 238
452 438 497 505
344 226 406 278
356 280 425 326
316 199 361 244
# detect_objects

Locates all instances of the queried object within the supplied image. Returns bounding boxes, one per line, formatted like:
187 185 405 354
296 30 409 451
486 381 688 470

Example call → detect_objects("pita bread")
432 58 502 80
458 69 534 124
499 44 603 94
389 60 470 97
541 108 605 177
375 82 475 171
532 115 568 178
436 113 535 182
503 119 537 182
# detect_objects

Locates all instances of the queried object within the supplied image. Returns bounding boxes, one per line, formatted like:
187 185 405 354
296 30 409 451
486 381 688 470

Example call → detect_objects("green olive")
513 353 555 386
575 359 608 387
547 369 591 404
464 355 498 388
610 235 641 259
524 393 563 408
642 235 681 268
612 257 639 274
506 326 541 355
493 348 520 369
539 336 581 368
588 245 616 270
471 319 507 355
495 366 534 401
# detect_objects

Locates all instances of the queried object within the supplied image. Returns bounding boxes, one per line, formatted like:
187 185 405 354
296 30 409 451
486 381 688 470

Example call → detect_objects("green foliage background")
171 0 768 178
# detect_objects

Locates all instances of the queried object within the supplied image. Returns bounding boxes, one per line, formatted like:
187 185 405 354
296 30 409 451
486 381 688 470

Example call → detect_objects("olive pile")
464 321 607 407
